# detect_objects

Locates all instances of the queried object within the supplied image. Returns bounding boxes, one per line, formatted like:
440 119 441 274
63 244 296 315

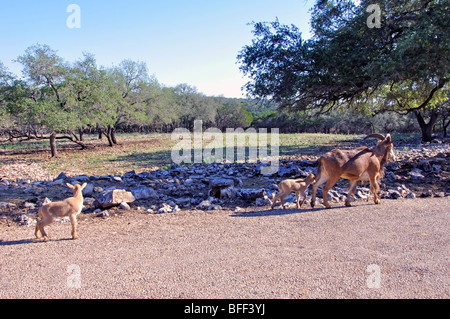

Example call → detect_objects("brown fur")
271 174 316 209
35 183 87 242
311 134 395 209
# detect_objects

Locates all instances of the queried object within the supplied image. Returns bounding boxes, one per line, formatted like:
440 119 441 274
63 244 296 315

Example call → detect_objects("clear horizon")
0 0 313 98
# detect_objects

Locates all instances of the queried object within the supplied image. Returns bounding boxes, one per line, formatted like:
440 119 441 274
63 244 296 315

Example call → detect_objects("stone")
405 192 416 199
219 186 237 199
209 178 235 198
0 202 17 209
54 172 67 181
83 197 96 206
95 189 135 208
388 189 402 199
196 200 212 210
131 186 158 200
72 175 90 182
93 186 104 193
174 197 192 207
112 176 123 183
22 202 36 210
237 188 266 201
158 203 172 214
16 214 35 226
118 202 131 210
408 169 425 180
420 190 433 198
96 210 110 218
385 171 397 181
255 197 271 206
355 190 368 200
123 170 137 178
82 183 94 197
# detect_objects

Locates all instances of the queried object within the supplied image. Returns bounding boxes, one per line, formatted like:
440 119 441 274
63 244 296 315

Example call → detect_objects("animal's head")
364 133 396 162
305 173 316 185
66 182 87 196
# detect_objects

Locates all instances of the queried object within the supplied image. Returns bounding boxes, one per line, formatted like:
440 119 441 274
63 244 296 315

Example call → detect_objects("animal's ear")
66 183 74 189
385 134 392 143
81 182 87 190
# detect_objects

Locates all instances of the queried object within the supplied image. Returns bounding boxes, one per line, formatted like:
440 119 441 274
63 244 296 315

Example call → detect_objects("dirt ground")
0 197 448 299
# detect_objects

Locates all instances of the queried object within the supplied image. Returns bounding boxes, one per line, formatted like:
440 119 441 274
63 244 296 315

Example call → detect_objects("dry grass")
0 132 362 180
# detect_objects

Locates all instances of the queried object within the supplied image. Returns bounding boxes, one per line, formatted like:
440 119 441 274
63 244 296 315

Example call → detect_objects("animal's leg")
70 214 79 240
311 173 328 208
279 191 289 209
38 217 54 242
370 174 381 205
299 191 307 208
322 176 340 209
345 180 358 207
35 210 43 239
296 192 301 209
35 221 42 239
271 192 279 209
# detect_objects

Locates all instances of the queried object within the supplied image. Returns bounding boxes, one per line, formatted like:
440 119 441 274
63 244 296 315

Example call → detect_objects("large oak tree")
238 0 449 141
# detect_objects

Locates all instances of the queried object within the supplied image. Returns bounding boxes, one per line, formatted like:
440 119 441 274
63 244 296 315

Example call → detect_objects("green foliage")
1 44 262 147
216 98 253 130
238 0 449 114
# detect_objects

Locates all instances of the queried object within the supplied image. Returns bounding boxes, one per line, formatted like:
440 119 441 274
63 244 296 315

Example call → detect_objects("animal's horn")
363 133 386 140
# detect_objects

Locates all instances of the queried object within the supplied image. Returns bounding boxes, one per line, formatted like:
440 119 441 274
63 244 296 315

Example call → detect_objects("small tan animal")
35 183 87 242
271 174 316 209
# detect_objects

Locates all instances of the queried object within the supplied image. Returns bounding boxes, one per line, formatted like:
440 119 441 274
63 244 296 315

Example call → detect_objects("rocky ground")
0 138 448 227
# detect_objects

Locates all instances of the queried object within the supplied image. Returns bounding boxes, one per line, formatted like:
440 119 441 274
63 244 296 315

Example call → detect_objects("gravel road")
1 197 448 299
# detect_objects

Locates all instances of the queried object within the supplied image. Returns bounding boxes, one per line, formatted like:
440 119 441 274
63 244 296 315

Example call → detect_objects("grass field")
0 132 416 179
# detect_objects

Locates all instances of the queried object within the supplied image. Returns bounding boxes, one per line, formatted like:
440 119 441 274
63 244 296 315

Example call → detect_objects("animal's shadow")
230 203 360 217
0 237 72 246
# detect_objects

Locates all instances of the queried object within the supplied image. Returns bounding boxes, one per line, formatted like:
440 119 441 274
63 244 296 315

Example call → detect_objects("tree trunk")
443 117 450 138
50 132 57 157
414 110 438 142
111 126 117 144
104 126 114 147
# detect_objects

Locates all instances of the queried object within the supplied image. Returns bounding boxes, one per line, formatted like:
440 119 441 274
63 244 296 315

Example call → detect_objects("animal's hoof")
345 202 352 207
374 199 381 205
72 235 79 240
325 205 332 209
43 237 49 242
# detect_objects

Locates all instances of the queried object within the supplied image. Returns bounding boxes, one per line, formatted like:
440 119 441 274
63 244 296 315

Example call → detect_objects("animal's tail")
315 158 324 181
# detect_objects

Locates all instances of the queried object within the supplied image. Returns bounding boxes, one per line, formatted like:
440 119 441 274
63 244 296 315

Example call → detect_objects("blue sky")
0 0 314 98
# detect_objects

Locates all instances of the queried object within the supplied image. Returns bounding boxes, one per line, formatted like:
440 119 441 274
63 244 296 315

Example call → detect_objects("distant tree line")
0 44 252 156
245 100 449 137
